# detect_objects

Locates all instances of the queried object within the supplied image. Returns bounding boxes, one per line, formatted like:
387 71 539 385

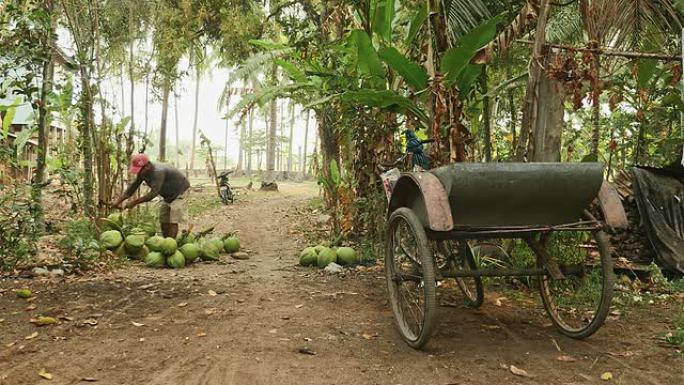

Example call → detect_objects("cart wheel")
385 208 437 349
436 240 484 308
537 229 614 339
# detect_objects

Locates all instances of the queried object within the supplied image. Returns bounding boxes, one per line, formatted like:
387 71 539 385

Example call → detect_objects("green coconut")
100 230 124 250
160 237 178 256
144 251 165 268
145 235 165 252
166 250 186 269
209 238 224 252
335 247 357 266
200 242 221 261
316 247 337 268
140 222 157 237
125 233 146 253
223 237 240 253
179 243 201 263
313 245 327 255
299 247 317 266
132 245 150 260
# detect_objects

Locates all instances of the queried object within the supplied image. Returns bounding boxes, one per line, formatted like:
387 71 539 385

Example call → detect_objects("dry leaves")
131 321 144 327
177 302 188 308
25 332 39 340
556 355 577 362
207 290 218 296
38 369 52 380
509 365 531 378
295 304 304 309
361 332 378 340
30 317 58 326
601 372 613 381
83 319 98 326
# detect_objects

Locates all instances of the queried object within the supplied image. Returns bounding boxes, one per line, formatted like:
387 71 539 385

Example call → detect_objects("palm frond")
445 0 492 42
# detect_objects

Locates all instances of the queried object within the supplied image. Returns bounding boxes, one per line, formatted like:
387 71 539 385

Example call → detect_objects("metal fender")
388 172 453 231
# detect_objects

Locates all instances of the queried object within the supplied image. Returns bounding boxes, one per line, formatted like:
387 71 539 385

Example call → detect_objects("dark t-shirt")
124 163 190 203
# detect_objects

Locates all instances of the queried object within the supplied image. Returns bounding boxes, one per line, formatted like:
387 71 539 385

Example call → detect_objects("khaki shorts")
160 189 189 224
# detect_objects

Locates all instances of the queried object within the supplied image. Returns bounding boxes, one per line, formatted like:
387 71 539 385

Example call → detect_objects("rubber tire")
539 230 614 339
385 208 437 349
456 241 485 308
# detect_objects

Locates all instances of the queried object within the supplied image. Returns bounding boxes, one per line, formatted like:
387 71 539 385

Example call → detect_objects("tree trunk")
79 68 95 217
174 91 180 167
302 109 310 176
190 66 201 170
126 6 136 160
531 57 564 162
481 65 492 162
516 0 552 161
266 66 278 180
589 51 601 156
159 84 170 162
144 74 149 140
287 101 294 172
33 7 56 227
277 99 284 172
506 50 517 155
247 107 253 175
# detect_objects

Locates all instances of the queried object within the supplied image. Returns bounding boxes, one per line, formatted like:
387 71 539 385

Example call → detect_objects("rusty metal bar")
427 222 602 240
395 266 584 280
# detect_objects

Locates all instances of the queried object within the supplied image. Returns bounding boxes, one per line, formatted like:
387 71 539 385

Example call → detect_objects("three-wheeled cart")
382 162 619 349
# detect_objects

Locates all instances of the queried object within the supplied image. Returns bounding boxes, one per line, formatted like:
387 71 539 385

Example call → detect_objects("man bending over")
111 154 190 238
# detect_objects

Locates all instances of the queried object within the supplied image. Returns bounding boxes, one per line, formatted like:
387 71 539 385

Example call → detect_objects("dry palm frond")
474 1 540 64
589 0 684 50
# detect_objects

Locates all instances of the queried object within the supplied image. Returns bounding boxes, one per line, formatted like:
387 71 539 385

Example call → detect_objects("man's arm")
125 172 164 209
111 174 144 207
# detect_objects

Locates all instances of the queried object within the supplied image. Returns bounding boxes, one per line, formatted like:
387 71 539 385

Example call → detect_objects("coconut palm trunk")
190 65 201 170
159 84 170 162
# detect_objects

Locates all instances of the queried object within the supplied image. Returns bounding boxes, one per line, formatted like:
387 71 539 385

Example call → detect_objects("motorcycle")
217 170 234 204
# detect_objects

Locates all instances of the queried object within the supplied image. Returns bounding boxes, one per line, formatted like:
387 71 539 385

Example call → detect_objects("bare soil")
1 183 682 385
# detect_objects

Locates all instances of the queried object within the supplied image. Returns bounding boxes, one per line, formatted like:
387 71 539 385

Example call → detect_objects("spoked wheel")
536 227 614 339
436 240 484 307
385 208 437 349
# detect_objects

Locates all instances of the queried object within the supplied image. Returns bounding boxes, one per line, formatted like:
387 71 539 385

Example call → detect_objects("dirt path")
1 184 682 385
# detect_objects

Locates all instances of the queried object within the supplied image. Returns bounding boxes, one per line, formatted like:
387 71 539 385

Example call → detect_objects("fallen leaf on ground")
494 297 505 307
196 332 207 338
204 308 217 315
25 304 37 311
38 368 52 380
177 302 188 307
80 377 97 382
361 333 378 340
557 355 577 362
16 289 33 299
131 321 144 327
482 324 500 330
295 304 304 309
0 318 5 323
25 332 39 340
208 290 217 296
606 351 635 358
30 317 58 326
83 319 98 326
601 372 613 381
510 365 531 377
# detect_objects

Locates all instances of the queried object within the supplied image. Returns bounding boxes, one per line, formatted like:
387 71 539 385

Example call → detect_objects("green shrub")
59 219 100 262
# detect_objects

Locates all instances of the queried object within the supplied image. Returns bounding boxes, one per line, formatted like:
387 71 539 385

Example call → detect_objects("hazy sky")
50 30 317 169
103 62 316 168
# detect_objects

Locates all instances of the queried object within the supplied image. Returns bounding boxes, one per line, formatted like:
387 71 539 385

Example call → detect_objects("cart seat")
430 162 604 228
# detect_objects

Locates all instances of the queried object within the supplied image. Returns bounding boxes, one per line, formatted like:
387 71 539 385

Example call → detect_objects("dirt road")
1 184 682 385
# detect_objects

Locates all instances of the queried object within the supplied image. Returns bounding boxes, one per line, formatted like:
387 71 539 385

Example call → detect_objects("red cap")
129 154 150 174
